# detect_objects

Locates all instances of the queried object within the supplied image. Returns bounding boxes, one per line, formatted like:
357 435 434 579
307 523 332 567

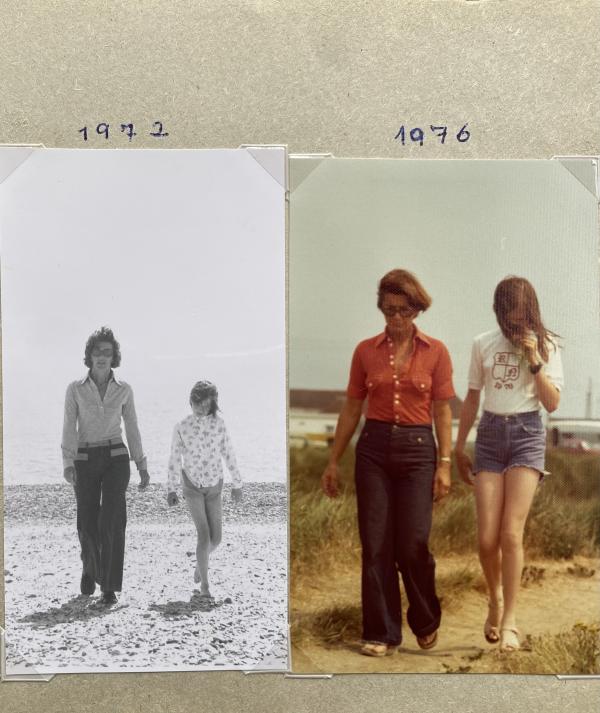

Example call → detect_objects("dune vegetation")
290 445 600 577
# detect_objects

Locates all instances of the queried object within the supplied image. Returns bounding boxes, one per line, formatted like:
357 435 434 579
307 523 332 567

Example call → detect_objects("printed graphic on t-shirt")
492 351 520 389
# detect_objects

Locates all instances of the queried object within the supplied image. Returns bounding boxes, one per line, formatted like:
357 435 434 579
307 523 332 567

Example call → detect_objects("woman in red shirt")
321 269 455 656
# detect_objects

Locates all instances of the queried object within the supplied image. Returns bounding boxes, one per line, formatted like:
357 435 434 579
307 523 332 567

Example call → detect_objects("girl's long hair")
493 276 559 362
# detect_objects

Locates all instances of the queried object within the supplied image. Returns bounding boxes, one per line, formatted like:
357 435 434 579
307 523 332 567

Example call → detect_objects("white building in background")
290 411 339 449
547 419 600 453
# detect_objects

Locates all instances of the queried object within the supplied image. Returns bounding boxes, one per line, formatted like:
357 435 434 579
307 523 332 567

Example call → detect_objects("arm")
432 399 452 501
532 370 560 413
220 421 243 495
321 397 364 498
122 387 149 487
454 388 481 485
61 383 78 483
166 425 183 505
521 335 561 412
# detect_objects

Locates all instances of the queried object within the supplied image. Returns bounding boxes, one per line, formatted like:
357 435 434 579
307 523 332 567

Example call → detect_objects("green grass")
290 445 600 579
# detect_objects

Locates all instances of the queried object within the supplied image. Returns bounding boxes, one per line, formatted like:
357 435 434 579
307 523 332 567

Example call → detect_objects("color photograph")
1 147 288 674
289 158 600 674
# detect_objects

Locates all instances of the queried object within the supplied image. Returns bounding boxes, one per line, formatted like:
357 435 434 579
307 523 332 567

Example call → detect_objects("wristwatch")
439 456 451 464
529 362 543 374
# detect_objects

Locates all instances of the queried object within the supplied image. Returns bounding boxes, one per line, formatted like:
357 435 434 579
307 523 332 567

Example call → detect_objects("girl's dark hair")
493 276 559 362
84 326 121 368
189 380 219 416
377 269 432 313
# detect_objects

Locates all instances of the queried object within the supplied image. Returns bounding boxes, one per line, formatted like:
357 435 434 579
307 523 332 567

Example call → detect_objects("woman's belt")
78 438 125 448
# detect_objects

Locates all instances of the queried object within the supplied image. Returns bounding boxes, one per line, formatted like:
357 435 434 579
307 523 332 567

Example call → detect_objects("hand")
138 469 150 490
321 462 341 498
454 449 475 486
520 332 540 365
433 463 451 502
63 466 76 485
231 487 243 504
167 490 179 506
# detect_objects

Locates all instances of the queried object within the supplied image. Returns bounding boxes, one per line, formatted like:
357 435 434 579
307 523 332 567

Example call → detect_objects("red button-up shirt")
347 328 455 425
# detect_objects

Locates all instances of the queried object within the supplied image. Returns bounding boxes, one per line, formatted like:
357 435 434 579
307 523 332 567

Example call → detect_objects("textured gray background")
1 0 599 711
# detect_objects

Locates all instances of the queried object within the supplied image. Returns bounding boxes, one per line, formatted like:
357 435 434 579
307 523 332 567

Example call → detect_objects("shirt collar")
375 327 431 348
79 370 121 386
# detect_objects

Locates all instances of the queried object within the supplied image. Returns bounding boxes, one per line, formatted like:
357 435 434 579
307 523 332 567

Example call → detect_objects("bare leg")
474 471 505 628
204 483 223 555
500 467 540 632
185 492 211 595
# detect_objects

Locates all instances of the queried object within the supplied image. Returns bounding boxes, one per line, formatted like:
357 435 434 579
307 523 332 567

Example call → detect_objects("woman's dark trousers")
354 420 441 645
74 445 131 592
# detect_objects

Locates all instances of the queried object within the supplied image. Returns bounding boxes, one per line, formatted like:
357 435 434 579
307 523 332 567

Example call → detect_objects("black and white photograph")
0 147 288 674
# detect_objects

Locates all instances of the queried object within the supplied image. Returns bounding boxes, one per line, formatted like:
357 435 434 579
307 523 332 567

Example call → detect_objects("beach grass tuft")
291 445 600 580
490 622 600 674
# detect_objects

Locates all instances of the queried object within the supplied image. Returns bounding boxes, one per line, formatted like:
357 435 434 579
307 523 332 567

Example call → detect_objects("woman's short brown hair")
377 269 432 312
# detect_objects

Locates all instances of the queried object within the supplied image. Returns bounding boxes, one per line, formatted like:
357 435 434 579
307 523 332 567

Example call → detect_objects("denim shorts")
474 410 548 480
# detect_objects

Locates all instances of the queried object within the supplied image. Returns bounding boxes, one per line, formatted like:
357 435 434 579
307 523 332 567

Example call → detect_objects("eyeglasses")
381 305 418 318
91 348 114 358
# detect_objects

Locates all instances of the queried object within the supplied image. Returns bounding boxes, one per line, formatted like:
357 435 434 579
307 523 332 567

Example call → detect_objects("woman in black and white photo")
62 326 150 605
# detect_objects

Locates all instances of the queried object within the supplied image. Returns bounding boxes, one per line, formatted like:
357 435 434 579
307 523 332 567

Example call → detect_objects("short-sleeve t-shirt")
347 328 456 424
468 329 564 414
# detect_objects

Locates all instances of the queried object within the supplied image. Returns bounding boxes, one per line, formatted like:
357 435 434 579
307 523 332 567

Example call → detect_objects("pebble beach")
2 482 288 674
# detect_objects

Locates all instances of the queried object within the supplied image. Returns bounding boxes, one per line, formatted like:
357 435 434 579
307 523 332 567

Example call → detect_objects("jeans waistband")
364 419 433 431
482 410 540 421
78 439 125 449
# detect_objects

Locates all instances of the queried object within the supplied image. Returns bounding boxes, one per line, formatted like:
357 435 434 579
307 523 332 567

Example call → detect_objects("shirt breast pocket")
411 373 432 398
366 375 383 395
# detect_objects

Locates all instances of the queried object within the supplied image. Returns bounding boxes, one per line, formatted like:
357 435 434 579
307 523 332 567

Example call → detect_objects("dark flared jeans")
354 419 441 645
74 443 131 592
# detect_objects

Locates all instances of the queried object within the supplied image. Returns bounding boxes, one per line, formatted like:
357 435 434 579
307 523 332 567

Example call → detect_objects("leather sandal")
416 630 438 650
360 641 398 657
499 627 520 652
484 600 503 644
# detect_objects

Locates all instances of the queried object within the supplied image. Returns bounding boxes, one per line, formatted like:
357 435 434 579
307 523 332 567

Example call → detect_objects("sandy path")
291 555 600 673
3 484 287 673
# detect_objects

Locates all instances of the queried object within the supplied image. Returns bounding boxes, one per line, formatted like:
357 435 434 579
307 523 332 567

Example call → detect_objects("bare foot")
200 583 211 598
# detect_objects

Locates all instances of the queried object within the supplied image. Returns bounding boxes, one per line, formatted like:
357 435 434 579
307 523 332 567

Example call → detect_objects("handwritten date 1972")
79 121 169 142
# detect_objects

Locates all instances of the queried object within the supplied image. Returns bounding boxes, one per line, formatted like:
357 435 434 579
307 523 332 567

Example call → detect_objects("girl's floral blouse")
167 414 242 491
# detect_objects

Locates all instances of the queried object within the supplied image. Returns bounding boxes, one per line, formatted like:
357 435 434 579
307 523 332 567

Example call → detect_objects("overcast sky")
289 159 600 419
1 148 286 483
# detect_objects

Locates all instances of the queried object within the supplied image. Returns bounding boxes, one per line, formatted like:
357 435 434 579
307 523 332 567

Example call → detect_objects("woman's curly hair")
83 326 122 368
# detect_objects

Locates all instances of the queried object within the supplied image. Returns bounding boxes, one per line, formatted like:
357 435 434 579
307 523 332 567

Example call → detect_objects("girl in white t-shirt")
454 277 563 653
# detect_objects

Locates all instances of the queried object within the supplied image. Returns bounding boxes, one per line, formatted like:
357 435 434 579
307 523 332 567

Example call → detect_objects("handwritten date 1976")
394 124 470 146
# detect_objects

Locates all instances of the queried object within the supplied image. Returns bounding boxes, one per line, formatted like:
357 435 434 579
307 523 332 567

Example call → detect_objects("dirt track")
291 555 600 674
